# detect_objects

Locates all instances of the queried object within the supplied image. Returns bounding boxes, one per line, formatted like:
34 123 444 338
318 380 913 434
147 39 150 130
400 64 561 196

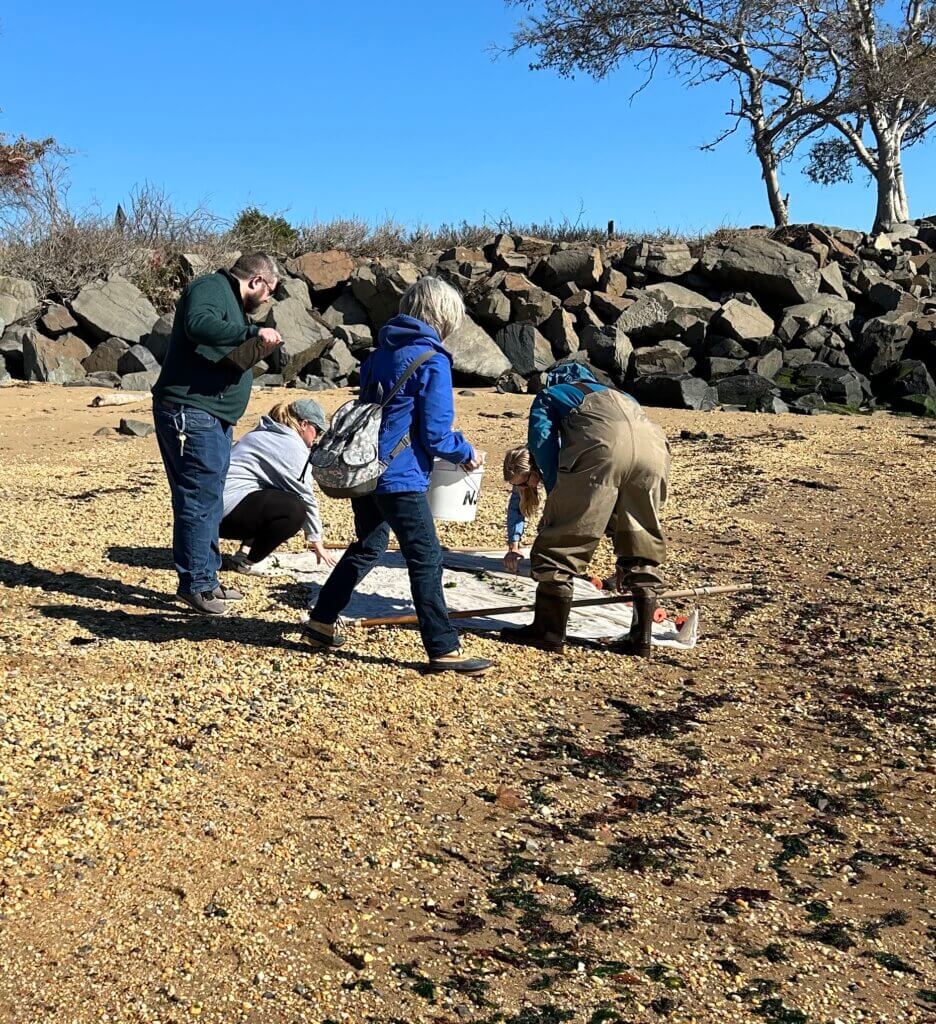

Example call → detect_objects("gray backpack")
309 350 435 499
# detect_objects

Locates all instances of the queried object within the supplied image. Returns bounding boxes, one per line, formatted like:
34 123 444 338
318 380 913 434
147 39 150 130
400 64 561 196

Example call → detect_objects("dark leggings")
220 489 306 563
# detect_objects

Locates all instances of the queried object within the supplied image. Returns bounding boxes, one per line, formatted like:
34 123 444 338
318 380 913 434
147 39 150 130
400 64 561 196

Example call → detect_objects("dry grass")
0 172 741 308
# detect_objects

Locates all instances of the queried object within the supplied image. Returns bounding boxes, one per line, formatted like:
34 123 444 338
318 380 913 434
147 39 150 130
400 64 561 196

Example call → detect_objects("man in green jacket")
153 252 282 614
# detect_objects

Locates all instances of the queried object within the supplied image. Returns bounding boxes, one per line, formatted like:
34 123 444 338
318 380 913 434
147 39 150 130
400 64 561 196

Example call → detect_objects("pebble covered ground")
0 383 933 1024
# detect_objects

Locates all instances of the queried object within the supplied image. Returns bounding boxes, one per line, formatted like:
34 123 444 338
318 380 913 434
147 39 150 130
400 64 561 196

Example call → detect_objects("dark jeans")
220 489 306 563
310 491 460 659
153 400 233 596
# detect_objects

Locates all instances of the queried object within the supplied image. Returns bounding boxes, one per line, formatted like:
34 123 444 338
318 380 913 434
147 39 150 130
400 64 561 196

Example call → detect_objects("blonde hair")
503 446 541 519
268 402 304 433
399 276 465 339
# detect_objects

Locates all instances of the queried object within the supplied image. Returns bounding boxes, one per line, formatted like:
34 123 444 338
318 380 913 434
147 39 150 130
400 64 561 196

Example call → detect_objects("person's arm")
506 488 525 544
184 278 260 364
416 356 474 464
503 488 526 573
528 392 561 492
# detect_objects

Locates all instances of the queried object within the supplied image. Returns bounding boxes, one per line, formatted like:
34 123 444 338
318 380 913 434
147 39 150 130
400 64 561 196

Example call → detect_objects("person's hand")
310 540 336 567
258 327 283 353
503 546 523 574
463 448 486 472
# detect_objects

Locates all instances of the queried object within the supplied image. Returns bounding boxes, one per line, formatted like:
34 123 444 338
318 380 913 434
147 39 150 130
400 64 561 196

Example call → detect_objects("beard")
244 292 266 314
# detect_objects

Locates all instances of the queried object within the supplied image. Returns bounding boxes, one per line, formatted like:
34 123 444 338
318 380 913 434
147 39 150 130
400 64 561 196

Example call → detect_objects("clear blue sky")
3 1 934 234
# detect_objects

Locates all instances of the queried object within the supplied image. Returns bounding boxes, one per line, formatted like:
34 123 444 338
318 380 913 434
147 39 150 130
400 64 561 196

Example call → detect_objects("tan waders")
501 388 669 656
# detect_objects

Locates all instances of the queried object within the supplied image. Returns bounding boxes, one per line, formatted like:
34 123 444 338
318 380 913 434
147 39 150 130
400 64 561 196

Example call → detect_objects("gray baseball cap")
291 398 327 433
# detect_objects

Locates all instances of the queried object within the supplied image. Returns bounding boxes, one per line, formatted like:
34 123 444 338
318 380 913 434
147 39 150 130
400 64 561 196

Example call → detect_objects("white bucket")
428 460 485 522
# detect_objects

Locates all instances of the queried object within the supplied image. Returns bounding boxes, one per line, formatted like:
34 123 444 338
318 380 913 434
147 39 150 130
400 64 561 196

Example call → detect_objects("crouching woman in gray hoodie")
221 399 335 574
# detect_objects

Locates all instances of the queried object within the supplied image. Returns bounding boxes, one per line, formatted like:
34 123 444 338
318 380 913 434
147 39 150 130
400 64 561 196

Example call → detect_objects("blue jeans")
153 401 233 596
310 491 460 659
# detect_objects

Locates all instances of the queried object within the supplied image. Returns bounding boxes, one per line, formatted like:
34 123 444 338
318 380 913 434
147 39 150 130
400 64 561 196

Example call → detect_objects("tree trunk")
870 122 901 232
754 136 789 227
895 158 910 222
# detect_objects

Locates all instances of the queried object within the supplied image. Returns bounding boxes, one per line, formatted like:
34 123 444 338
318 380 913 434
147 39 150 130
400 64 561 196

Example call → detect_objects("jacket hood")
546 361 599 388
255 414 295 436
377 314 453 364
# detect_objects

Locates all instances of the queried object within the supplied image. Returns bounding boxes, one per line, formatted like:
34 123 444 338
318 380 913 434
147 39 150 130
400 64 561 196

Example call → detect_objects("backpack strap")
380 349 437 409
571 380 600 396
382 349 438 463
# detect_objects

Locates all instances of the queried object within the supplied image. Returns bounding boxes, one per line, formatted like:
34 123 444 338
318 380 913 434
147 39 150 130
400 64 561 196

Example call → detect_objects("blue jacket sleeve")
506 488 525 543
528 392 561 492
416 355 473 464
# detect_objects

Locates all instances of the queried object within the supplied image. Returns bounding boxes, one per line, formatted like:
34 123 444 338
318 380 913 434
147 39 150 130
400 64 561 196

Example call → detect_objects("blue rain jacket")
360 314 473 494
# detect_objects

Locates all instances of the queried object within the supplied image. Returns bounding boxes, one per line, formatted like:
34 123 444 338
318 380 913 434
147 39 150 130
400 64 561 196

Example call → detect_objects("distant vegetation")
0 151 734 304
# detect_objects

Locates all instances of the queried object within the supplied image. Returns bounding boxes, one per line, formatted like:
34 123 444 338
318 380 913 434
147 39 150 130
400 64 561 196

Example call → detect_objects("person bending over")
500 362 670 657
304 276 493 676
221 399 335 574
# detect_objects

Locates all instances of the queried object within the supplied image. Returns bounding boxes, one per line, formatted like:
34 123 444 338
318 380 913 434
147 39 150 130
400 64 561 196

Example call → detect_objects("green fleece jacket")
152 270 260 424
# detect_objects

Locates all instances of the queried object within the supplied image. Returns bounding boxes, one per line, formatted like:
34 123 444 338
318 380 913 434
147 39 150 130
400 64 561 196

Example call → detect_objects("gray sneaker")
212 585 244 602
177 590 229 616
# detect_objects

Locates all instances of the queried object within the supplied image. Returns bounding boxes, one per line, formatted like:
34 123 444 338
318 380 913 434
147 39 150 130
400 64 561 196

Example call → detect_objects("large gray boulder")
141 313 174 363
117 344 159 376
699 235 821 304
878 359 936 411
644 282 720 321
473 287 512 331
83 337 130 374
851 312 914 376
614 283 717 343
620 241 697 278
351 260 421 327
629 373 717 411
581 322 634 381
711 298 774 341
71 276 159 344
818 262 848 299
495 324 553 377
265 297 333 382
532 247 603 290
334 322 374 355
322 289 370 329
794 363 864 406
715 373 780 409
777 296 856 342
314 338 357 381
40 303 79 336
539 307 579 358
446 318 512 383
0 327 26 378
120 370 160 392
23 330 89 383
501 273 559 325
0 277 39 325
632 345 686 376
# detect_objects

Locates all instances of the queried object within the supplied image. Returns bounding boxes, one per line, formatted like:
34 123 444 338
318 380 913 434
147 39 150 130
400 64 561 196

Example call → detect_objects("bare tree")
796 0 936 230
502 0 853 226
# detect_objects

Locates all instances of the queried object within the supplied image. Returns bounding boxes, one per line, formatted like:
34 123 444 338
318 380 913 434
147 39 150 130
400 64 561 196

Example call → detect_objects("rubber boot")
618 587 657 658
500 586 572 654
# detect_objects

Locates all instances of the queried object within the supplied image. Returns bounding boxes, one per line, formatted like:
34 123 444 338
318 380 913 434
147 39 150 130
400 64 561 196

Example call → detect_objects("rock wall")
1 219 935 416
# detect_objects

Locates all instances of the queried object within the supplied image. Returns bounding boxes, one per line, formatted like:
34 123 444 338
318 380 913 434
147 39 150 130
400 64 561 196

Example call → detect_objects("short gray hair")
399 276 465 339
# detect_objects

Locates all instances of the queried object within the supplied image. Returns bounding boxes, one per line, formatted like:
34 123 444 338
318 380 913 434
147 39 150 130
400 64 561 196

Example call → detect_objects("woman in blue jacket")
304 277 493 676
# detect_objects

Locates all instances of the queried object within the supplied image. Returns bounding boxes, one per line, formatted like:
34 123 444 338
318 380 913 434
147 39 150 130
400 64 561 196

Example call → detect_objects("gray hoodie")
223 416 322 541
